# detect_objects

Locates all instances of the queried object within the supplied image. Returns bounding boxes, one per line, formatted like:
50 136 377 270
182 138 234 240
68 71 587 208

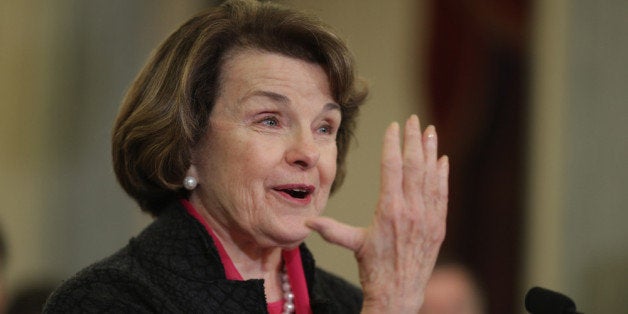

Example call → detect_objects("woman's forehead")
218 50 334 103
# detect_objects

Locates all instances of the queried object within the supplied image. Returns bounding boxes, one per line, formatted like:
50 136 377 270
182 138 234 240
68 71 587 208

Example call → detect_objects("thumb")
306 216 366 252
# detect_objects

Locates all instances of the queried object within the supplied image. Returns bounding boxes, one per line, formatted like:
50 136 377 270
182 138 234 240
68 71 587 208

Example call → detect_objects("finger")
423 125 437 167
437 155 450 218
306 216 366 252
402 115 424 200
438 155 450 199
422 125 439 203
380 122 402 199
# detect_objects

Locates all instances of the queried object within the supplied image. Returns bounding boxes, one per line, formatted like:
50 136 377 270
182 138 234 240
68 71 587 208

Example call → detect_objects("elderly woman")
45 0 448 313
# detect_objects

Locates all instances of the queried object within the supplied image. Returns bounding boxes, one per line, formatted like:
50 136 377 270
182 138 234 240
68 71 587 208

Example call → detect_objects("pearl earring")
183 176 198 190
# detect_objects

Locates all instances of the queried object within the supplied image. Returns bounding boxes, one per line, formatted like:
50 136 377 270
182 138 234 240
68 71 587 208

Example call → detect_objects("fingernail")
410 114 419 124
426 125 436 139
405 115 416 129
386 122 399 140
391 121 400 132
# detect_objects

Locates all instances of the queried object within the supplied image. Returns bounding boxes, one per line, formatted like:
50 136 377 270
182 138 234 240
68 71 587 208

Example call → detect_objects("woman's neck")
193 202 285 301
214 222 283 278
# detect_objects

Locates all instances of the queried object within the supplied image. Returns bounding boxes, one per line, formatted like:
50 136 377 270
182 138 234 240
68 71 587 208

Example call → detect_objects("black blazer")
44 201 362 313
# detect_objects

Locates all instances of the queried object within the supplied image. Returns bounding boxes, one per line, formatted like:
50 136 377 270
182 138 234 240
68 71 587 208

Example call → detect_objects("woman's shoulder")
43 202 228 313
43 247 163 313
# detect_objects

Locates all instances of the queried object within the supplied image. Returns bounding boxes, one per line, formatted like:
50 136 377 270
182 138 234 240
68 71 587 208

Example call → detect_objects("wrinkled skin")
307 115 449 313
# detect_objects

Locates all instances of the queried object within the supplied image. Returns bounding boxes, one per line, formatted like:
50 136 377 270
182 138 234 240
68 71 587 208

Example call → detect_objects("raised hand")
306 114 449 313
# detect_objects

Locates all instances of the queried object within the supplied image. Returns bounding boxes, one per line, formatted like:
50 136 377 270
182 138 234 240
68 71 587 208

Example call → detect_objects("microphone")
524 287 582 314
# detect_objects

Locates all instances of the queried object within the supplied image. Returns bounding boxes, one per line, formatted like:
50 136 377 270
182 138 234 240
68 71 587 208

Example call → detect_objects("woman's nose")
285 131 320 170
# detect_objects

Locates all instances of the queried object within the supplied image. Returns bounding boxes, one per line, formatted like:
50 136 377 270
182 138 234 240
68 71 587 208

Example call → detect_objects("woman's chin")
268 225 312 249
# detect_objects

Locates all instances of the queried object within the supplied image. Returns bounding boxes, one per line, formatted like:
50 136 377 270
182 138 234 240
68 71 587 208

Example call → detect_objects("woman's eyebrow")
323 102 341 113
239 90 340 113
239 90 290 106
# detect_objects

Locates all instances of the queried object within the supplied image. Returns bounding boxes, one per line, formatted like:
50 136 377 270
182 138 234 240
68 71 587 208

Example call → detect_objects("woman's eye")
317 124 334 135
259 116 279 127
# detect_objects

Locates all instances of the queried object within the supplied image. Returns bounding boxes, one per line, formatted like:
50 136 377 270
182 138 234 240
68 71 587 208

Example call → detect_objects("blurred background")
0 0 626 313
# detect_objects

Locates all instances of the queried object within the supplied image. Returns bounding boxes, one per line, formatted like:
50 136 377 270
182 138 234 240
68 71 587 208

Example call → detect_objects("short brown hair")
112 0 368 215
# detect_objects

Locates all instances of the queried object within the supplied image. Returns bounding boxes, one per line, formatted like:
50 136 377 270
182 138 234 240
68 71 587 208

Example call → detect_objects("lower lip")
272 190 312 206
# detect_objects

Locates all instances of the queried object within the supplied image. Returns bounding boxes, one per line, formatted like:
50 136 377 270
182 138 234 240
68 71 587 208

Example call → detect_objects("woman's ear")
186 164 199 179
186 146 200 177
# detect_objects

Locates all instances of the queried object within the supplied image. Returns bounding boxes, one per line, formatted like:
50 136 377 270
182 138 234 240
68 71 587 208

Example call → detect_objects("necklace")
281 266 295 314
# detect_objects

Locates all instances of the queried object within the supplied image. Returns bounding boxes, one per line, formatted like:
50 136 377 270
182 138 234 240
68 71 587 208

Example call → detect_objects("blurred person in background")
44 0 449 313
0 217 57 314
0 224 6 314
419 262 486 314
6 282 56 314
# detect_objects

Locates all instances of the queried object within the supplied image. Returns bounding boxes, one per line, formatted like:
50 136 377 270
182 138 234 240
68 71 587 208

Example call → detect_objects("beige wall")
560 1 628 312
0 0 69 288
522 0 568 297
523 0 628 312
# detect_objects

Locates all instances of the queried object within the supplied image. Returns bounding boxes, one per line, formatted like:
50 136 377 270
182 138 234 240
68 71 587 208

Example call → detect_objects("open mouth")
273 185 315 200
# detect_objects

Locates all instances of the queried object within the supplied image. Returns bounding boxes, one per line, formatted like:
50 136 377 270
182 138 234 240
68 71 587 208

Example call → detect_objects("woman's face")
188 49 340 248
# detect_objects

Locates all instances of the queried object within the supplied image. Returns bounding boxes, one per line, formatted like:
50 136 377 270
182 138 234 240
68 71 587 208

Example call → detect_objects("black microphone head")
525 287 576 314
